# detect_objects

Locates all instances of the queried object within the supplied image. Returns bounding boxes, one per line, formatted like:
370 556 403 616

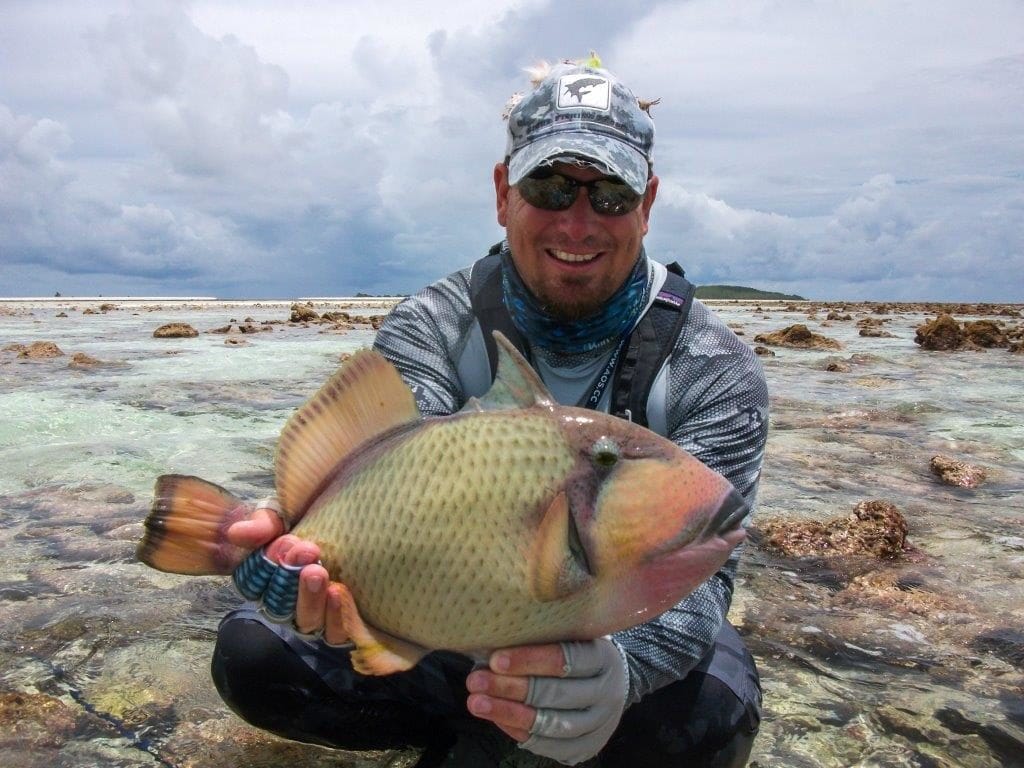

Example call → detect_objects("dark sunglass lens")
589 179 642 216
518 173 578 211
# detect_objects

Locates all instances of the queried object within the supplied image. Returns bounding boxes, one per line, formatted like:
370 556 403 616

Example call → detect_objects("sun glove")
519 637 629 766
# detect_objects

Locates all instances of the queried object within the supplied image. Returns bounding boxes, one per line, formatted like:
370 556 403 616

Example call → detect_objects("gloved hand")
467 637 630 766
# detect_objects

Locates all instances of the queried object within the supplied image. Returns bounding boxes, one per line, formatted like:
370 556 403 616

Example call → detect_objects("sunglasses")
516 169 644 216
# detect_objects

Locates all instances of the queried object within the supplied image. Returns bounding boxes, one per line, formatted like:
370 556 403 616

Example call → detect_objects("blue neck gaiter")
500 248 649 355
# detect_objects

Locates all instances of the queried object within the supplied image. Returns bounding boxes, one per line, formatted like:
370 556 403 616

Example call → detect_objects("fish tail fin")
137 474 251 575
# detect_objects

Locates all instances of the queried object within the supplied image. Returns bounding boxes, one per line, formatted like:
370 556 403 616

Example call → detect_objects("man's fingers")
294 563 329 634
489 643 567 677
264 533 299 563
227 507 285 548
466 669 529 702
324 583 351 646
281 540 321 567
466 693 536 739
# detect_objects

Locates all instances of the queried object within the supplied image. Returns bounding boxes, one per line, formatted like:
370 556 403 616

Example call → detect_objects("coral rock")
18 341 64 358
153 323 198 338
930 455 987 489
914 314 964 350
290 303 319 322
759 500 909 559
753 324 842 350
963 320 1006 348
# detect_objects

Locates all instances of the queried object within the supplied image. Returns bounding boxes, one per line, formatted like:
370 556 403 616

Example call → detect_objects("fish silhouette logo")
558 74 610 110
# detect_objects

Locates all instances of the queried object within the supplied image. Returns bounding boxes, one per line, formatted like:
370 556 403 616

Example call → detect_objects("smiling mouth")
549 248 600 264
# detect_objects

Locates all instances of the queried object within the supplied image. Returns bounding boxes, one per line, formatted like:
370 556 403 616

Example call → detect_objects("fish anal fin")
275 349 420 524
335 584 429 676
475 331 555 411
138 475 251 575
529 492 592 602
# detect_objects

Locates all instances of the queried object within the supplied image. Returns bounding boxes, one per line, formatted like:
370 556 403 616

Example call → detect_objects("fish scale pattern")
293 411 586 651
373 250 769 704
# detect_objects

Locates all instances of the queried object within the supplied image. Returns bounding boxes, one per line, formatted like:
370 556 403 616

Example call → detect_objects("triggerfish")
138 332 747 675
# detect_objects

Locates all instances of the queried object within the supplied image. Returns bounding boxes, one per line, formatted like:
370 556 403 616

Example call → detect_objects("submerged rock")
153 323 199 338
824 359 851 372
753 324 841 350
758 500 910 560
930 455 987 489
320 310 353 323
856 317 890 329
68 352 102 368
971 627 1024 670
0 691 81 749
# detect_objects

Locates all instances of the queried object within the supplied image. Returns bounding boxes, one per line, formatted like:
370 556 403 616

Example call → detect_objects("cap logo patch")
557 74 610 110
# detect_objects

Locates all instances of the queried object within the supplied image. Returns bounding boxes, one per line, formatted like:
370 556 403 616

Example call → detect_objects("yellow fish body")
139 333 747 674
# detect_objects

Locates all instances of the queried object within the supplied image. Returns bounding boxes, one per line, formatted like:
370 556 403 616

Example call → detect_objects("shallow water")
1 299 1022 767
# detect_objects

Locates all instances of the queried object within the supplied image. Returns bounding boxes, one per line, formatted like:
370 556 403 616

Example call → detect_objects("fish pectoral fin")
334 584 429 676
529 491 593 602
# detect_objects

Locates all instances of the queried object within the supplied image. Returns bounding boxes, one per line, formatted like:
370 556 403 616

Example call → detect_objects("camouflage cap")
505 62 654 195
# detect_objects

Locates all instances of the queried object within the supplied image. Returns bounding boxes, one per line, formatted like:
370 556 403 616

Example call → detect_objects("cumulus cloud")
1 0 1022 300
88 1 294 177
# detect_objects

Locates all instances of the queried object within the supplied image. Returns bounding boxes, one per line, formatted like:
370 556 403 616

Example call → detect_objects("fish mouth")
651 488 748 560
709 488 748 537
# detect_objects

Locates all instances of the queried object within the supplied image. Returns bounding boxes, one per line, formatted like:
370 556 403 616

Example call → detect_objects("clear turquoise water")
1 299 1021 767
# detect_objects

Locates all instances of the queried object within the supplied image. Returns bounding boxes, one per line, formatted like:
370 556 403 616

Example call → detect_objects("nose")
555 187 601 241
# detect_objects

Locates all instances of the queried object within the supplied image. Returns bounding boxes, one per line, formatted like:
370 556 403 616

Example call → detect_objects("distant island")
695 285 806 301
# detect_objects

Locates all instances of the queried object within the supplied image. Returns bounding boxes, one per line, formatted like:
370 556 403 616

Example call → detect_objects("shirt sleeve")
612 300 769 704
372 269 476 416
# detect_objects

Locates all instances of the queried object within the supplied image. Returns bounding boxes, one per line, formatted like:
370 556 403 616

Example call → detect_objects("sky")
2 0 1022 301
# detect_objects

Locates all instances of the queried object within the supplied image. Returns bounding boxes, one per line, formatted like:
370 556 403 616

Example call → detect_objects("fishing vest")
468 246 696 431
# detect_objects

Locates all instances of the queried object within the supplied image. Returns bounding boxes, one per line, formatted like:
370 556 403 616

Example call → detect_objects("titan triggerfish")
138 332 747 675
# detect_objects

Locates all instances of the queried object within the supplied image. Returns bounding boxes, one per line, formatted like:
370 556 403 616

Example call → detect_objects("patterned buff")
501 249 649 354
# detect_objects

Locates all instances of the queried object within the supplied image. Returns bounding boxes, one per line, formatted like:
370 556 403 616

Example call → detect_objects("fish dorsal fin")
472 331 554 411
275 349 420 522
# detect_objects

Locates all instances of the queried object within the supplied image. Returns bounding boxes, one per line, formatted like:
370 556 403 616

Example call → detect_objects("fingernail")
465 672 485 693
491 653 510 673
468 695 492 715
305 575 323 594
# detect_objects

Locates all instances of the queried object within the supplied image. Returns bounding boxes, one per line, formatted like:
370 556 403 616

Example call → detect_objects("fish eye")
590 437 620 468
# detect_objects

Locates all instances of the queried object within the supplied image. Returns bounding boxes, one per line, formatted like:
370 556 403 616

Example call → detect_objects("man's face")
494 161 659 321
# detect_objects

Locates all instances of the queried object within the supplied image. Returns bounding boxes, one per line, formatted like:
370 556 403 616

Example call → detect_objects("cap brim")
507 133 649 195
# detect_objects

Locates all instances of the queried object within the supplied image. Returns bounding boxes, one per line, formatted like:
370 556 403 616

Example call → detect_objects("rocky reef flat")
1 298 1022 767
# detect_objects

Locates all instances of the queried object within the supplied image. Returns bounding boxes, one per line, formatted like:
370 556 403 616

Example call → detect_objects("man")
213 57 768 767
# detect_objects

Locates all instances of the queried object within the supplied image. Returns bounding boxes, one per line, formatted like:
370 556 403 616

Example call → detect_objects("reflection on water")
1 300 1022 767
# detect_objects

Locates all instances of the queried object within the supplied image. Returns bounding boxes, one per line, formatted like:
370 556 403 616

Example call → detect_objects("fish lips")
651 487 749 562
